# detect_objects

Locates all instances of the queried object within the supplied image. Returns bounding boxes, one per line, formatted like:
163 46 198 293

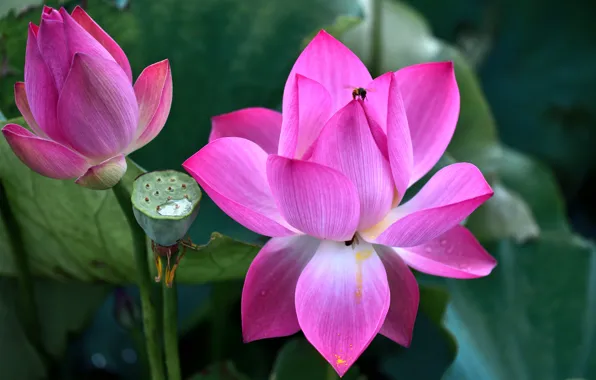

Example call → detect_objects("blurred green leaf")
188 361 249 380
466 181 540 243
272 338 364 380
498 147 569 233
0 118 260 284
403 0 596 193
301 15 363 49
0 278 110 380
442 233 596 380
0 0 41 19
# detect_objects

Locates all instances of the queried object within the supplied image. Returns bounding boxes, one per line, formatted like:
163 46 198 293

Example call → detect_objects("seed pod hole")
181 184 187 189
157 178 162 182
145 184 150 189
170 178 176 182
155 191 160 196
145 197 150 202
167 196 172 200
167 186 172 191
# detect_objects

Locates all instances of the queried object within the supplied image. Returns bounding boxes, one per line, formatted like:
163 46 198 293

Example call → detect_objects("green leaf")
188 361 250 380
0 278 110 380
0 0 41 19
0 117 260 284
404 0 596 192
466 181 540 243
497 147 569 233
442 233 596 380
301 15 363 49
272 338 364 380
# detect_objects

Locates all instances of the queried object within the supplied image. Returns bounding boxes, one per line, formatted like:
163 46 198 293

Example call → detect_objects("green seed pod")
131 170 201 246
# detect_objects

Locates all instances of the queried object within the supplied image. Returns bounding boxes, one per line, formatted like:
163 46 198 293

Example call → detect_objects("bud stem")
163 277 181 380
112 180 165 380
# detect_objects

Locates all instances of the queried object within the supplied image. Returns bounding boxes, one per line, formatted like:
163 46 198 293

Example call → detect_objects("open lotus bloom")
1 6 172 190
183 31 496 376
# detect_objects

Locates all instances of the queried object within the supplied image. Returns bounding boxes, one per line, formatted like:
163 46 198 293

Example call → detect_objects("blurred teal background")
0 0 595 379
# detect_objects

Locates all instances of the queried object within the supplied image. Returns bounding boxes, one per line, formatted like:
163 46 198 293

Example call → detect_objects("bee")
351 87 367 101
344 86 375 101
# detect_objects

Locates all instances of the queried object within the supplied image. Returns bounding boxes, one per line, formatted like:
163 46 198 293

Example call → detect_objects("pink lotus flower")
183 31 496 376
1 6 172 190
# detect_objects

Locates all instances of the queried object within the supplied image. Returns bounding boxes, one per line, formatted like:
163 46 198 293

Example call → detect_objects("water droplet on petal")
425 246 432 253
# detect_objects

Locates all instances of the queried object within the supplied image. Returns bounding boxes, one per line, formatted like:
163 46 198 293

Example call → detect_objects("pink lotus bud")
2 6 173 190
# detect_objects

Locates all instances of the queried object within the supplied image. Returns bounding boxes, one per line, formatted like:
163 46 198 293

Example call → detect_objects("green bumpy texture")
132 170 201 246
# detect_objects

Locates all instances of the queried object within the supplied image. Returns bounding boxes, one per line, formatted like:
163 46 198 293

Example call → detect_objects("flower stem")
163 279 181 380
0 181 43 355
112 180 164 380
369 0 383 77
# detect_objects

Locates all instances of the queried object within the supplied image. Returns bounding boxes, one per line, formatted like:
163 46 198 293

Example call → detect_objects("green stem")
112 181 164 380
369 0 383 77
163 280 181 380
0 181 42 353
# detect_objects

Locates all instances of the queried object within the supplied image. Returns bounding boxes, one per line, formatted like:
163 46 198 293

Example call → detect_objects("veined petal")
395 225 497 279
279 74 332 158
362 72 392 133
37 18 69 90
75 154 127 190
57 53 138 161
59 8 115 64
283 30 372 112
362 163 493 247
128 59 173 153
267 155 360 241
310 100 393 230
182 138 295 237
14 82 45 138
71 6 133 82
242 236 320 342
295 240 389 376
2 123 88 179
24 23 63 143
375 245 419 346
209 107 281 154
360 73 414 202
386 74 413 204
395 62 459 184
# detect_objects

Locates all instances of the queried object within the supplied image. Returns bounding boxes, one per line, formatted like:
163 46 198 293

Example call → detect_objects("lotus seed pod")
131 170 201 246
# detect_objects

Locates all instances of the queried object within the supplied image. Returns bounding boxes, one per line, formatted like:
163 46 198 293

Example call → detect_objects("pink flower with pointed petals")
2 6 172 190
183 30 496 377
